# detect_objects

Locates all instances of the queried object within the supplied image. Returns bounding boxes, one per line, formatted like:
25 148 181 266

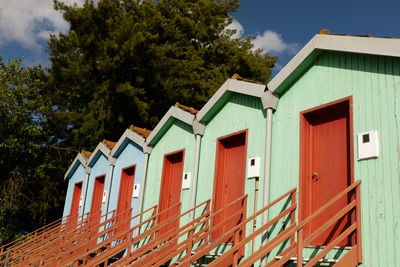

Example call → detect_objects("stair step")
275 256 339 263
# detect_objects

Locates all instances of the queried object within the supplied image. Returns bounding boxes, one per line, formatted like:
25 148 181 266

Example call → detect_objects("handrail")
209 190 297 266
0 211 91 265
0 212 71 252
252 180 362 267
40 208 129 265
0 211 87 264
90 199 212 266
121 199 213 266
18 209 115 266
68 201 183 266
177 189 295 266
49 205 157 266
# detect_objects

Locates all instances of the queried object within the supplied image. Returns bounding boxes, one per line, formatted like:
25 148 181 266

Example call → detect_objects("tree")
0 57 65 245
47 0 277 151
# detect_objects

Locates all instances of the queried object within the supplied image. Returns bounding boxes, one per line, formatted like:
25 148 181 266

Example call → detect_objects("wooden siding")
83 154 109 215
62 164 85 218
270 51 400 266
142 119 196 225
196 93 267 257
108 141 144 227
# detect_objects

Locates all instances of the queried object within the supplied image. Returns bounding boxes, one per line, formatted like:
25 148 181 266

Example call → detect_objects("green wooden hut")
267 33 400 266
142 103 204 227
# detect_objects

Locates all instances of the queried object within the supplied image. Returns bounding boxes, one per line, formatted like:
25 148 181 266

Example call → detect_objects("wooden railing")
76 201 183 266
207 188 297 267
39 207 140 266
17 209 115 266
57 205 157 266
168 194 249 267
173 189 294 267
119 199 213 266
0 211 91 266
243 181 362 267
1 181 362 267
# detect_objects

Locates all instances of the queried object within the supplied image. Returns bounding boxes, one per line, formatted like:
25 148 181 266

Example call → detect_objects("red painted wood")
213 130 247 241
69 182 82 226
300 98 352 246
158 150 184 236
90 175 105 225
116 165 136 234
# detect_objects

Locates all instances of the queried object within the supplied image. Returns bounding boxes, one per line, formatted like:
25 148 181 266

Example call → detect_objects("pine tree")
47 0 277 150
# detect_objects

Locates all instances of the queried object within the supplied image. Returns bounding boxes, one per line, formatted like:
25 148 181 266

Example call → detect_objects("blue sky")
0 0 399 76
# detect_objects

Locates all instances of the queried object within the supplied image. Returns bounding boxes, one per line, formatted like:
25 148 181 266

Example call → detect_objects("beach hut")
107 125 151 231
82 140 116 224
266 33 400 266
142 103 204 230
62 150 91 222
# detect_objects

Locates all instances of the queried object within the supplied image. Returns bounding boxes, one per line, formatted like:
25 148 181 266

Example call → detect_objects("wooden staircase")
0 181 362 267
0 210 93 266
135 195 248 267
178 181 362 267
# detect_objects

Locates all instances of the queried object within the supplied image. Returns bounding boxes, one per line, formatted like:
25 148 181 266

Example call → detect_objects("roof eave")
196 79 266 122
146 106 195 147
64 153 87 180
111 128 146 157
87 142 111 167
268 34 400 94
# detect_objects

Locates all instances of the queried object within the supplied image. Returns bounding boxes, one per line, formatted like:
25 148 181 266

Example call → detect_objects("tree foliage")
0 0 278 244
47 0 277 150
0 57 66 244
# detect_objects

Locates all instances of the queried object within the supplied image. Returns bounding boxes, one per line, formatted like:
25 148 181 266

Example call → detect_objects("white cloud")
253 30 300 55
226 19 299 55
0 0 83 51
226 19 244 39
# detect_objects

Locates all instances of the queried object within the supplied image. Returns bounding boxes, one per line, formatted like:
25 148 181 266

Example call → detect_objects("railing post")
233 229 240 267
187 230 193 257
356 183 362 263
291 190 296 245
297 228 303 267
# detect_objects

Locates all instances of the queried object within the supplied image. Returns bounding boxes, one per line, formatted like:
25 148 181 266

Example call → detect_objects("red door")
213 130 247 242
69 182 82 226
300 98 352 245
158 150 184 236
116 166 136 234
90 175 105 226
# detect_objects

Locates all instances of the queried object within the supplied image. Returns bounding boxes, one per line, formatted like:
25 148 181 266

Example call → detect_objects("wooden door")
90 175 105 225
213 130 247 241
69 182 82 226
116 166 136 234
158 150 184 236
300 98 353 245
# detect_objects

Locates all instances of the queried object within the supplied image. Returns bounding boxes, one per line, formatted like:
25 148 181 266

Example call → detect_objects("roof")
231 73 265 85
196 78 267 123
64 152 88 180
174 102 199 115
128 125 152 138
102 139 117 150
81 150 92 159
111 126 148 158
268 33 400 94
146 106 196 147
87 141 112 167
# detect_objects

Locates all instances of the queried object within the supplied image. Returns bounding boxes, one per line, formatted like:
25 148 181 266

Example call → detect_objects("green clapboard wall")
270 51 400 266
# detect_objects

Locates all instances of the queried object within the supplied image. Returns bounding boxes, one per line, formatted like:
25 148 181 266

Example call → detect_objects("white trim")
146 106 195 146
111 128 146 157
87 142 111 167
196 79 266 122
268 34 400 93
64 153 87 180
